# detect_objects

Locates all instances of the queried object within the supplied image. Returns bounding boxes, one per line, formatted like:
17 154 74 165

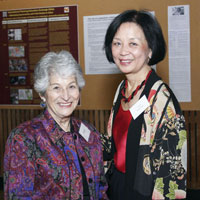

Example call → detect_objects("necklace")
121 69 152 103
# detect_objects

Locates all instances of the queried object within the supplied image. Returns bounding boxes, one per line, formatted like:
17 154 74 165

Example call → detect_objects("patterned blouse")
103 70 187 199
4 109 108 200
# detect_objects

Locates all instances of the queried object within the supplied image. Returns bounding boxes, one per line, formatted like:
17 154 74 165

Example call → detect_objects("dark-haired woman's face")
111 22 152 76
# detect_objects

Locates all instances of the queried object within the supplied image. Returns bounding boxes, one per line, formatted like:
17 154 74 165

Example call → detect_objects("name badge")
79 123 91 142
129 95 150 119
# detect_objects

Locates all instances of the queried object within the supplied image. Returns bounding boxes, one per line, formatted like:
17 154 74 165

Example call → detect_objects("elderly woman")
4 50 108 200
103 10 187 199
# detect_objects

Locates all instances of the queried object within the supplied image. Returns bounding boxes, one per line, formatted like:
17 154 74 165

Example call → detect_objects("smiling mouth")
120 59 133 65
122 60 130 63
59 103 72 106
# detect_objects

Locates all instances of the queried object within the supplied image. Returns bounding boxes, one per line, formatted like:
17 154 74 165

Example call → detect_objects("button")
100 180 106 186
89 178 93 183
73 134 77 140
81 156 85 162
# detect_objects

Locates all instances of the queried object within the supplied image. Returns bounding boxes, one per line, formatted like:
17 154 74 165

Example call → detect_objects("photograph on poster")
9 59 28 72
172 6 184 15
18 89 33 100
10 89 19 104
10 88 33 104
8 29 22 41
8 46 25 57
10 76 26 85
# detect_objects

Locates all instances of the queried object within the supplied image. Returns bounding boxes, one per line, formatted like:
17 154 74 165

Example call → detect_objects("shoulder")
149 80 181 114
150 80 169 99
72 117 100 136
148 81 172 109
72 117 102 146
7 114 43 144
113 80 125 104
145 80 184 132
147 81 186 137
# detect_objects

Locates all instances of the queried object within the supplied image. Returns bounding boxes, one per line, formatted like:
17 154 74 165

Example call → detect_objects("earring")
148 56 151 63
40 98 46 108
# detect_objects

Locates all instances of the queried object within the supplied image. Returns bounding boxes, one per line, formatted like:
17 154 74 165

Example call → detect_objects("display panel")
0 5 78 105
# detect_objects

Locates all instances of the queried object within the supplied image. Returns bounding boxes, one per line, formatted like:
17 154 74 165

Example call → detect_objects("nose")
61 89 69 100
120 44 129 56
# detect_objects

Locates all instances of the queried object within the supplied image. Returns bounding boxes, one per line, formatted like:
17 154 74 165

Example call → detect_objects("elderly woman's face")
111 22 152 75
44 73 80 122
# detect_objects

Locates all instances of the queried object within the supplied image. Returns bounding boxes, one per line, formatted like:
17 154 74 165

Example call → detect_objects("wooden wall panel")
0 107 199 189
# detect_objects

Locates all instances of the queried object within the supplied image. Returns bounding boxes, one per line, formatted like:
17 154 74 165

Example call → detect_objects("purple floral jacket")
4 109 108 200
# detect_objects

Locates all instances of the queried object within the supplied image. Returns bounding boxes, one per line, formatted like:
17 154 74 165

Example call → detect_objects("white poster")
83 14 121 74
168 5 191 102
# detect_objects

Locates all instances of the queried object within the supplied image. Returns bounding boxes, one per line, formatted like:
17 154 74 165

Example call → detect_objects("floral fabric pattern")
103 75 187 199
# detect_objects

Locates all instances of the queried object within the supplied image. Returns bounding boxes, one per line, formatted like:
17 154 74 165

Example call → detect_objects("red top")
113 103 132 173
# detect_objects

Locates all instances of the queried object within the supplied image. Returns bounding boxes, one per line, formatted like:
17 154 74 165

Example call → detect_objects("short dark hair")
104 10 166 66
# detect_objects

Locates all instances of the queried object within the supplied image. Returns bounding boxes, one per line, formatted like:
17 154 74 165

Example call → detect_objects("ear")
148 49 152 59
39 93 46 102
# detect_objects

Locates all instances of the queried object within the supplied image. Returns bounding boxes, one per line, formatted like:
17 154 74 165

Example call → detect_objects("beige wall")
0 0 199 110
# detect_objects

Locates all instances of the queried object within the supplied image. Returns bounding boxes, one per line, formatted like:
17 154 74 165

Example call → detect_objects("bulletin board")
0 0 199 110
0 5 78 105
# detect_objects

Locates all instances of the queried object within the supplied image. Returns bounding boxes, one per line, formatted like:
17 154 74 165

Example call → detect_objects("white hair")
34 50 85 95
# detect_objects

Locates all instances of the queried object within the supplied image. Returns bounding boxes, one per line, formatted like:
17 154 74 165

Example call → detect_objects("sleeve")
4 129 36 200
92 127 108 199
98 155 109 200
101 109 113 161
151 86 187 200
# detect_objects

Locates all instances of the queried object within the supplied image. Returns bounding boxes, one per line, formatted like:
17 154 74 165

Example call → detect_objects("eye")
51 85 61 91
130 42 137 46
112 41 121 46
48 83 61 92
69 83 78 89
69 85 75 89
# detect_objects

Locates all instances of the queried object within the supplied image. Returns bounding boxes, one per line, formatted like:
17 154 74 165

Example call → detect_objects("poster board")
0 0 199 110
0 5 78 105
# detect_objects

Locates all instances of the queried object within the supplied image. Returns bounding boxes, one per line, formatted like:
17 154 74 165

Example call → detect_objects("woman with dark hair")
103 10 187 199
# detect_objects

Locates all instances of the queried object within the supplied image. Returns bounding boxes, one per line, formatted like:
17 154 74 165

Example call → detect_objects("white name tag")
129 95 150 120
79 123 91 142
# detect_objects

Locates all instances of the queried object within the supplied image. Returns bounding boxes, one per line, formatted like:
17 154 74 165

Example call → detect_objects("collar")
40 109 94 144
41 109 68 143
